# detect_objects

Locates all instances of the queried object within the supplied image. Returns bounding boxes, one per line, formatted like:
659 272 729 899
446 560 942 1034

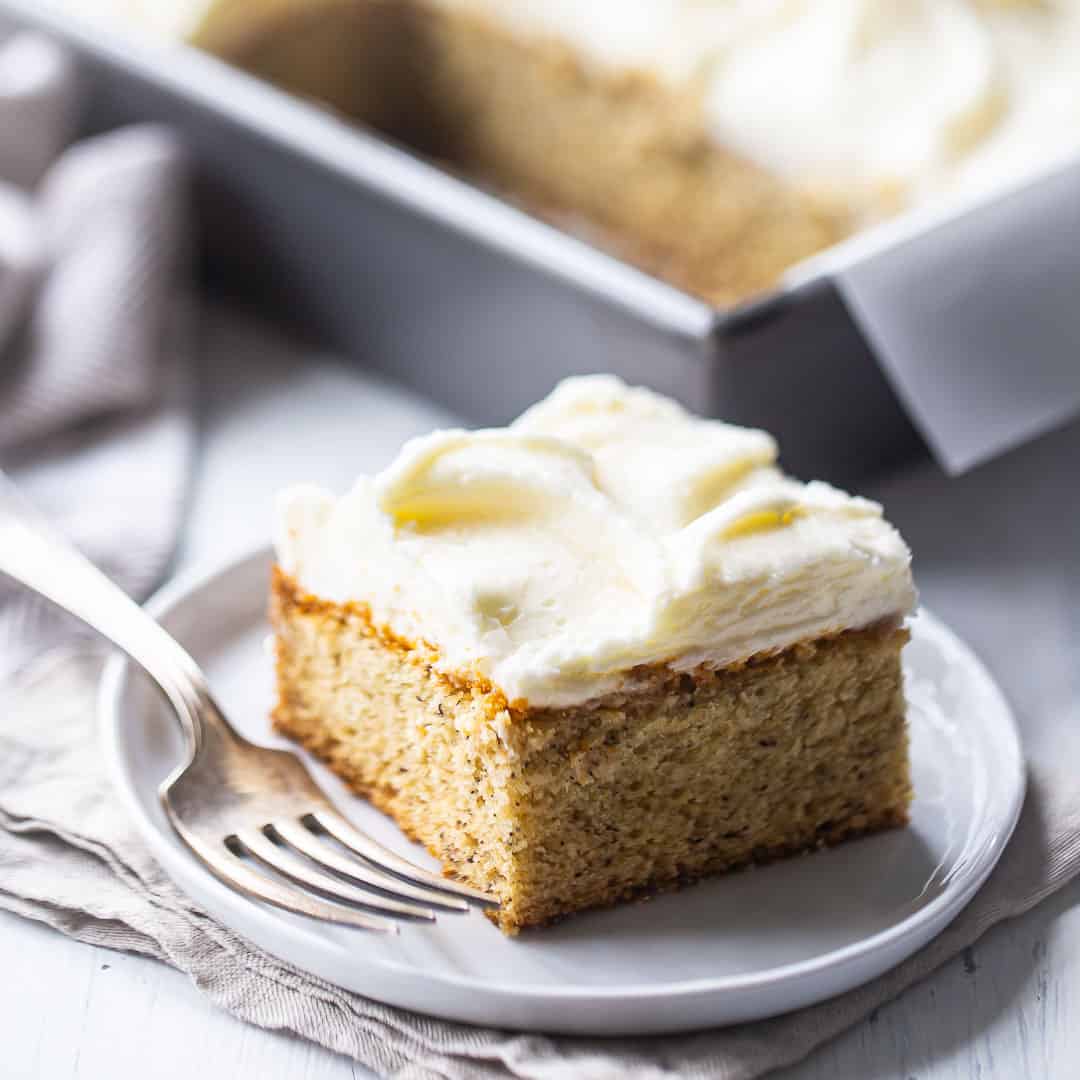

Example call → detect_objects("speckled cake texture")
269 376 915 933
272 568 911 932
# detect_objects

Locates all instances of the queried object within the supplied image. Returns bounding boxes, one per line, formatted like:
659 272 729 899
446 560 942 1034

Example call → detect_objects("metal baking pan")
0 0 997 485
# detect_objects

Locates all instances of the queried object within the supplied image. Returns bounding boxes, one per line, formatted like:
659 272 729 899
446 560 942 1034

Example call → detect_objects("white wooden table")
2 308 1078 1079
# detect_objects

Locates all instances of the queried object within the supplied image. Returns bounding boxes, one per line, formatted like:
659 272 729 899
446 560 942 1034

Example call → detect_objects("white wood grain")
780 877 1080 1080
5 883 1080 1080
0 913 371 1080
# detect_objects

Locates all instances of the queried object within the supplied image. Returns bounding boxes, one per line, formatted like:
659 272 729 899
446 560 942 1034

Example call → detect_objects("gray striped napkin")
0 32 194 676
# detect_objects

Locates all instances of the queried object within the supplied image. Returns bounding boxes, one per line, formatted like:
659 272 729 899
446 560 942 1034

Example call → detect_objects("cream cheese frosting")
66 0 1080 213
275 376 916 708
435 0 1080 213
47 0 216 40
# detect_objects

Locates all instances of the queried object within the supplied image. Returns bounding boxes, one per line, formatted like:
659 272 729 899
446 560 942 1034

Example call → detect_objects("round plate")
100 547 1025 1036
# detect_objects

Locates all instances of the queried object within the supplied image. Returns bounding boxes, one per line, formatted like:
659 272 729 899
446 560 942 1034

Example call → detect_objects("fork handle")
0 470 206 746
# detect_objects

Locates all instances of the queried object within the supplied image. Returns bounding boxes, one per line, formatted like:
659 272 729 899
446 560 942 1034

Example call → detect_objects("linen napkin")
3 29 1080 1080
0 32 193 676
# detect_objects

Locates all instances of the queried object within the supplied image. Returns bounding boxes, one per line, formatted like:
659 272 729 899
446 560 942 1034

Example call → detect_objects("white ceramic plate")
100 547 1025 1036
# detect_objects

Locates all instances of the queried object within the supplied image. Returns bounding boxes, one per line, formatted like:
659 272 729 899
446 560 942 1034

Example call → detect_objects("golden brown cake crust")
272 566 905 718
272 565 517 715
271 567 911 933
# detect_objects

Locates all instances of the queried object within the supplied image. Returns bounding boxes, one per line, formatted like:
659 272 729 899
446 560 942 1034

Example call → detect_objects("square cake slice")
271 376 916 933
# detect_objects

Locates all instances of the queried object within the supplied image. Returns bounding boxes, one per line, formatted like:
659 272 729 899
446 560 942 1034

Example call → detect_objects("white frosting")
435 0 1080 212
275 376 915 708
67 0 1080 211
45 0 216 40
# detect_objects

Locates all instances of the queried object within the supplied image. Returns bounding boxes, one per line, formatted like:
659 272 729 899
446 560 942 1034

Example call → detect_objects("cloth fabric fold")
0 32 194 676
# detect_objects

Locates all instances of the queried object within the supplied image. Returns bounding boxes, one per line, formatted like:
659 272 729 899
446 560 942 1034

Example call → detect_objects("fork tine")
234 829 438 921
309 808 498 907
175 824 396 932
273 819 470 913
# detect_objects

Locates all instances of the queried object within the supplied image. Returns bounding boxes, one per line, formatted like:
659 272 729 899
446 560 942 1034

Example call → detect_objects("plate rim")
99 544 1027 1006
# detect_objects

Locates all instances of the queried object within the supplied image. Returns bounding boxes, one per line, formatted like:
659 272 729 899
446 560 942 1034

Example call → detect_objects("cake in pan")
74 0 1080 306
271 376 916 932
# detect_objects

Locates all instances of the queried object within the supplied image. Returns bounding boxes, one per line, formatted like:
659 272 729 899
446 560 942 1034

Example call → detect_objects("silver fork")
0 472 496 932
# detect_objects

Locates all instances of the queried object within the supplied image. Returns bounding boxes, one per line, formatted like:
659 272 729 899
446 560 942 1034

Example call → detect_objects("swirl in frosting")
276 376 915 707
72 0 1080 212
434 0 1080 211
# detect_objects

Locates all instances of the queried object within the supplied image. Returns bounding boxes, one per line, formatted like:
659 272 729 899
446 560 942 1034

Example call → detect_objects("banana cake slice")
270 375 916 933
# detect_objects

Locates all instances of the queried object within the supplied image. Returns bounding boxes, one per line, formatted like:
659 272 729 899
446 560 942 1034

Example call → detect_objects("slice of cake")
271 376 916 933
